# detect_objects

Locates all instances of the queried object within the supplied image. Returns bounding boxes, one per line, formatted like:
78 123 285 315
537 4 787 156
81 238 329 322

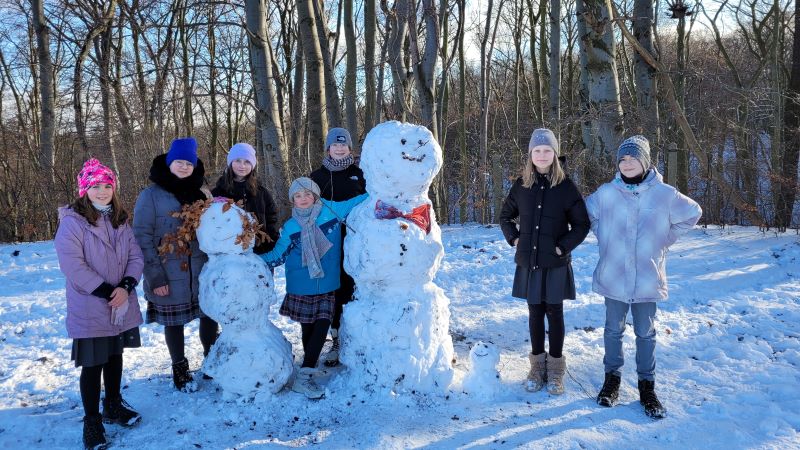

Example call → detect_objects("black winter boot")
597 372 621 407
102 396 141 426
638 379 667 419
172 358 195 391
82 414 107 449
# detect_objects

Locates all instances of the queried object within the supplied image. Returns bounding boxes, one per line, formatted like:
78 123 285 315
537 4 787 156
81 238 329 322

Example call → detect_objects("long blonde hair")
522 149 565 188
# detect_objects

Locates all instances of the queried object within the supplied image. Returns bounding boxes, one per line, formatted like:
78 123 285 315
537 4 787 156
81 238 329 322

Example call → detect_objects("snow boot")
102 396 141 427
638 379 667 419
546 354 566 395
324 328 340 367
291 367 325 399
82 414 107 449
171 358 196 392
525 352 547 392
597 372 621 407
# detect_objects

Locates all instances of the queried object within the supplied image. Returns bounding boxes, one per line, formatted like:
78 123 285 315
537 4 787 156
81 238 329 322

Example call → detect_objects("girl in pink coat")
54 159 144 449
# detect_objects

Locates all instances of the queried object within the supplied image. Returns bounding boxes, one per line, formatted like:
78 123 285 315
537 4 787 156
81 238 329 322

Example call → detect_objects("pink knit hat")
77 158 117 197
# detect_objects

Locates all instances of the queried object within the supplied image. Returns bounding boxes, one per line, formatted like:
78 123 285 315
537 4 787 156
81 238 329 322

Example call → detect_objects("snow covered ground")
0 225 798 449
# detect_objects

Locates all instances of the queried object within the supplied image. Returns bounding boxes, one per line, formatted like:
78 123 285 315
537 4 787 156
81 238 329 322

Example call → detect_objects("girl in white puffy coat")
586 135 701 419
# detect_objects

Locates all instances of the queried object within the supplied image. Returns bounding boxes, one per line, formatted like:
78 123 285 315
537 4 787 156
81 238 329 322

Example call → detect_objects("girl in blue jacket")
261 177 366 398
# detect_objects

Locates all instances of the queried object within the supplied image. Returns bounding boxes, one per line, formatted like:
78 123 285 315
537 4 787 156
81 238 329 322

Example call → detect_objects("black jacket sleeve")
499 181 521 246
556 180 590 254
254 187 281 254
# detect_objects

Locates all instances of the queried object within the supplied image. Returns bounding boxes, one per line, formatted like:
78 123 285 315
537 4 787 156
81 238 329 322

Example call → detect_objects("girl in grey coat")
586 135 702 419
133 137 214 391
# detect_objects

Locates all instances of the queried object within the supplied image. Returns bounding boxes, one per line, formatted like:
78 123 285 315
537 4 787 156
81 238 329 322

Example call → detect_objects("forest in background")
0 0 798 242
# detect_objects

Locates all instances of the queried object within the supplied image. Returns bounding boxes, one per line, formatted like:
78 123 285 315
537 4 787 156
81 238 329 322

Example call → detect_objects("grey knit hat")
288 177 321 199
325 127 353 151
616 135 651 171
528 128 559 155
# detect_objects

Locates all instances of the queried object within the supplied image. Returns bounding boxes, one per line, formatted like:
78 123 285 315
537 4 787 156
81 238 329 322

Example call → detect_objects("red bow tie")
374 200 432 234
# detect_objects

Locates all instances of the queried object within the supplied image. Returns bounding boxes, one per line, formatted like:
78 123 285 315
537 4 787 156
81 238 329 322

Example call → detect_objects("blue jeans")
603 297 657 381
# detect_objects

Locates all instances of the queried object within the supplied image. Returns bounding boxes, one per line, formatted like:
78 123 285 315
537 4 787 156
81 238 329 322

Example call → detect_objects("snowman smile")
401 152 426 162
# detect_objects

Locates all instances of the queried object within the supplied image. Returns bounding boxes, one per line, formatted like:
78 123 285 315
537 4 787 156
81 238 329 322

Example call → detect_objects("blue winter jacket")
261 194 368 295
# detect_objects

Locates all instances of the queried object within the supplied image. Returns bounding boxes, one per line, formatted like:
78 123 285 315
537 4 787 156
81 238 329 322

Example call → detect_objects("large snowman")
196 200 293 398
340 121 454 394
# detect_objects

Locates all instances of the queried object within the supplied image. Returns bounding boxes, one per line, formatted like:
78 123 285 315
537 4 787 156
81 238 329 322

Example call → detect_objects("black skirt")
512 265 576 304
71 328 142 368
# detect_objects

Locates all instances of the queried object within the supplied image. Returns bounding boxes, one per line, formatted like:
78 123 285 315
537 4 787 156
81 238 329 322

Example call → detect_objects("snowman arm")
325 193 369 218
499 184 520 246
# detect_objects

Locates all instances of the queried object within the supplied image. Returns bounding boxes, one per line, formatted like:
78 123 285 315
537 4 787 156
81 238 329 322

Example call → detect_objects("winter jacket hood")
149 153 208 205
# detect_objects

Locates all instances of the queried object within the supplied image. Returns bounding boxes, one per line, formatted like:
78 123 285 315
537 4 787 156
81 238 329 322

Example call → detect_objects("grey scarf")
322 155 354 172
292 200 333 279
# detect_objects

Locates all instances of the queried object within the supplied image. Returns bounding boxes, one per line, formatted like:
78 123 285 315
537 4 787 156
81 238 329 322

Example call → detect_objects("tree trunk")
312 0 342 128
364 0 377 132
458 0 469 223
96 23 120 174
548 0 561 130
578 0 624 184
245 0 290 216
207 3 220 167
178 0 193 136
527 0 544 123
387 0 412 121
343 0 358 148
778 0 800 229
632 0 659 162
31 0 55 181
298 0 328 165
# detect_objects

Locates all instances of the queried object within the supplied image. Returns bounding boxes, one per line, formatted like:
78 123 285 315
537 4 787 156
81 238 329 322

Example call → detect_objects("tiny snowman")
462 341 502 399
196 200 293 398
339 121 455 394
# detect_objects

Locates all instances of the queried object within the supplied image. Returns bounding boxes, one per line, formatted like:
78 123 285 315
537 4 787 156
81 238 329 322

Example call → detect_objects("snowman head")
469 341 500 369
360 121 443 200
197 200 255 255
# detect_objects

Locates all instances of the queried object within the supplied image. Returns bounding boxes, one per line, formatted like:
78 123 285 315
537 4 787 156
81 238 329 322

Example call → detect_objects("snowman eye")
418 140 424 145
401 139 407 145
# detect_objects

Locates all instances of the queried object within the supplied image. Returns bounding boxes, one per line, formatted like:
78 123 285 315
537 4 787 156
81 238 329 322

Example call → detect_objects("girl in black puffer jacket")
499 128 590 396
212 143 280 255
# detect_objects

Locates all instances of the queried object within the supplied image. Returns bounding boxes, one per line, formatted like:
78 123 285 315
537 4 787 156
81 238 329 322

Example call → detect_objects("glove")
111 300 129 326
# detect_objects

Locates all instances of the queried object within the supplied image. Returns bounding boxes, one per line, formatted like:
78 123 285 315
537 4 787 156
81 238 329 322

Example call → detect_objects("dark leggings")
331 273 355 330
528 302 565 358
80 354 123 416
300 319 331 368
164 317 219 363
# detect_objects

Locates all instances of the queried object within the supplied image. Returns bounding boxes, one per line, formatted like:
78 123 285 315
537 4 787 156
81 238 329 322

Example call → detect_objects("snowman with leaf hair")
196 199 293 399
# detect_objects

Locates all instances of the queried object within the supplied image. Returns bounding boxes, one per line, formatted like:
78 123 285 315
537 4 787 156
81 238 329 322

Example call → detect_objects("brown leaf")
222 202 232 213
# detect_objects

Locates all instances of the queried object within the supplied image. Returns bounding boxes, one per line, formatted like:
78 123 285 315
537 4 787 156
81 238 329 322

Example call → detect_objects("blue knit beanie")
528 128 559 155
167 137 198 166
616 135 651 171
325 128 353 151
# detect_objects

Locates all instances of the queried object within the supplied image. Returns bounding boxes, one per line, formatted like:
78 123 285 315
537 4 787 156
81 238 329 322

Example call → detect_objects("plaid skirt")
279 292 335 324
145 300 205 326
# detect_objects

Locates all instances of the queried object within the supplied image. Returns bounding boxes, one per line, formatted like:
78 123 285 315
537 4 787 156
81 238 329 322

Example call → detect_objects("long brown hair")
522 149 566 188
69 191 129 228
218 165 258 196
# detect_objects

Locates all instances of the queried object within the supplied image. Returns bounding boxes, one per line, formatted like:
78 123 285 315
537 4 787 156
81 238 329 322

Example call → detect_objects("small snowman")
462 341 502 399
340 121 455 394
196 200 293 398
